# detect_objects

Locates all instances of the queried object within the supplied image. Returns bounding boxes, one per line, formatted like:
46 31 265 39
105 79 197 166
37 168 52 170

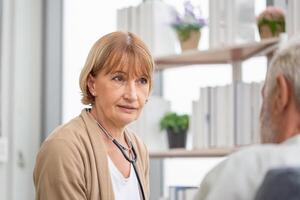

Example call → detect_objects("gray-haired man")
194 36 300 200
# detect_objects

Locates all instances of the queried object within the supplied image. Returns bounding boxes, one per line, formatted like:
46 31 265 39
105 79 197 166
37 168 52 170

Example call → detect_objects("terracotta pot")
258 24 284 39
178 30 201 51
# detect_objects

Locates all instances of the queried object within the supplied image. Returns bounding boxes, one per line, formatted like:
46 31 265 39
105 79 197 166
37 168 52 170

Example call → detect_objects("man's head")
261 36 300 143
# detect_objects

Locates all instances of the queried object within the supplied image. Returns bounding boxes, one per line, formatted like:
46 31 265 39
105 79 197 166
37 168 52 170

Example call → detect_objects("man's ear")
274 74 290 114
87 74 96 96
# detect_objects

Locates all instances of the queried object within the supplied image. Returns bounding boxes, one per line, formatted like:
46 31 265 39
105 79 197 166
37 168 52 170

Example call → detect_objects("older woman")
34 31 154 200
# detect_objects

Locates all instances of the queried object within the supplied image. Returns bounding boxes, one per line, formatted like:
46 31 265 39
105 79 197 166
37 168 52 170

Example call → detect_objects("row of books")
168 186 199 200
117 1 177 57
118 0 257 53
209 0 256 47
191 82 263 148
129 96 171 151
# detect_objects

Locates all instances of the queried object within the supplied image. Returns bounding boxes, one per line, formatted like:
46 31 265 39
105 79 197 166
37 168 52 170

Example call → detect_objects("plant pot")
258 24 284 39
167 129 187 149
178 30 201 51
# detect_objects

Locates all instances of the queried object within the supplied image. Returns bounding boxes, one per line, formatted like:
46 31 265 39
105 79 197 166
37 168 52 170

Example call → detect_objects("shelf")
149 148 236 158
154 38 279 70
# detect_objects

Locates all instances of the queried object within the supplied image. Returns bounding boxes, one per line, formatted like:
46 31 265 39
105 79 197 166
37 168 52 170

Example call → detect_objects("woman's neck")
90 106 125 141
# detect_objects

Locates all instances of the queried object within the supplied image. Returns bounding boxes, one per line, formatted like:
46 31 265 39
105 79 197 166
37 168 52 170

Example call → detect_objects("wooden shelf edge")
149 148 237 158
154 38 279 70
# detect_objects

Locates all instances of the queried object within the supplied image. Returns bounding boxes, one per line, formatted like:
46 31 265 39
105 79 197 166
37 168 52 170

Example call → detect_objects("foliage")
171 1 206 41
257 6 285 36
160 112 189 134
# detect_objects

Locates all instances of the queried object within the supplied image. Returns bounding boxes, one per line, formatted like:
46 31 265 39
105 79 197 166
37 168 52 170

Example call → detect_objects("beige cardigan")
34 109 149 200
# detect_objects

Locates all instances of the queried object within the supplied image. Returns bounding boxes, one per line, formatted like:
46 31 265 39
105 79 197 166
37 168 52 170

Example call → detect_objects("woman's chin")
117 115 138 126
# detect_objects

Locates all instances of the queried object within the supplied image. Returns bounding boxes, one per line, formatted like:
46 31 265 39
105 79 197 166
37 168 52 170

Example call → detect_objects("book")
169 186 199 200
117 1 177 57
209 0 255 48
128 96 170 151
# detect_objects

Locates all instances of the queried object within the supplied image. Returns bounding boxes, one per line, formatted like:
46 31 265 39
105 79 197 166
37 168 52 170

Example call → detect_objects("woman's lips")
117 105 138 113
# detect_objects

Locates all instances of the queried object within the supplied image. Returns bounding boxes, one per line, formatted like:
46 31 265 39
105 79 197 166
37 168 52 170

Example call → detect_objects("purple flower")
198 18 207 26
184 1 196 18
171 1 206 29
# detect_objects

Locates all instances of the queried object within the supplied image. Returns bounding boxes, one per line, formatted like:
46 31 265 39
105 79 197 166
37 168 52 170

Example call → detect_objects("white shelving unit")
155 38 278 67
149 38 279 200
155 37 279 82
152 37 279 156
150 148 236 158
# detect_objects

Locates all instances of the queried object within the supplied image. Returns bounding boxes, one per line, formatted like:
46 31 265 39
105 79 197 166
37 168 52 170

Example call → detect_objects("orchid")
171 1 207 41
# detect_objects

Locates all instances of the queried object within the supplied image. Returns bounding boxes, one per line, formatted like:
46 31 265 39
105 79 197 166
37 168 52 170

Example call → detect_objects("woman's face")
89 67 150 128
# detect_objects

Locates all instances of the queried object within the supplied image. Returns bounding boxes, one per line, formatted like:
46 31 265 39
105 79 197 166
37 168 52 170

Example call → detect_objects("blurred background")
0 0 299 200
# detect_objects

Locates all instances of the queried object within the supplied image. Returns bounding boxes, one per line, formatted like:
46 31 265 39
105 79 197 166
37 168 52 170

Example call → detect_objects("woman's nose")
123 81 138 101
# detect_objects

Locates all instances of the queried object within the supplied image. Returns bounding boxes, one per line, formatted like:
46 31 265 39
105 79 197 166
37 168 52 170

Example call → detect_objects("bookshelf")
150 38 280 200
152 38 279 154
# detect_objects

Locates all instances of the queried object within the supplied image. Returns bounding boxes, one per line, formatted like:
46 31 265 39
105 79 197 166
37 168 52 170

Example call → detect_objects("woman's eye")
112 75 124 82
138 77 148 85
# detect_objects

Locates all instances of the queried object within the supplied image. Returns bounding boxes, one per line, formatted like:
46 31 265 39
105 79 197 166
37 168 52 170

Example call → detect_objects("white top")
108 156 141 200
194 135 300 200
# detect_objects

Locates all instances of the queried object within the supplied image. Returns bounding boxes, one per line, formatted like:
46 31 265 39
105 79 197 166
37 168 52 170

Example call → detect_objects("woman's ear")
87 74 96 96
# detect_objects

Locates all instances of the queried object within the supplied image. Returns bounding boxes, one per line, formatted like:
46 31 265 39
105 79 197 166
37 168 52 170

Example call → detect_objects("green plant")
257 6 285 36
171 1 206 41
160 112 189 134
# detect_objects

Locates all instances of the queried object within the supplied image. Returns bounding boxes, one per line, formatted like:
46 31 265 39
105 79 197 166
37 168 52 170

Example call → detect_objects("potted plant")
171 1 206 51
257 6 285 39
160 112 189 149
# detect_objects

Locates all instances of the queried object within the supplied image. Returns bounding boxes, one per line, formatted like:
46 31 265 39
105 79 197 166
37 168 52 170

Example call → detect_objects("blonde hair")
79 31 155 105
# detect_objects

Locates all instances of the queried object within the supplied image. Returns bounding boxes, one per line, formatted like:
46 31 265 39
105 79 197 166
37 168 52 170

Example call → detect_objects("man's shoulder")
195 143 300 200
217 142 300 179
207 142 300 178
231 141 300 161
230 144 276 159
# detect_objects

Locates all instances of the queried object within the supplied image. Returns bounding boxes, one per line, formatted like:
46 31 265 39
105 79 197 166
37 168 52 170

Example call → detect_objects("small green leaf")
160 112 189 134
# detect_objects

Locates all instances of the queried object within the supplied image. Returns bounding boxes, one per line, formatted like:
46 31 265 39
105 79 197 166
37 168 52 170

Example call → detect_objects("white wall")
287 0 300 37
0 1 13 199
0 0 42 199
